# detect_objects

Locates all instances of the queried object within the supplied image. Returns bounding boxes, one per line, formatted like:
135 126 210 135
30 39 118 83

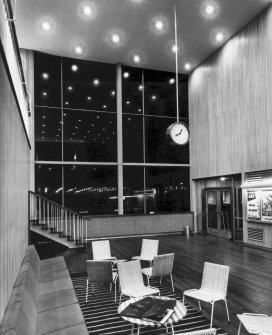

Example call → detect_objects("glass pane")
62 57 116 112
145 167 190 214
35 107 62 161
122 66 143 115
123 166 144 214
145 116 189 163
207 191 217 229
63 110 117 162
34 52 61 108
35 164 62 205
64 165 118 215
220 190 232 230
123 115 143 162
144 70 188 117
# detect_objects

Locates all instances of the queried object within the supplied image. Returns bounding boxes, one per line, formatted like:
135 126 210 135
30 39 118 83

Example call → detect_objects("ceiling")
15 0 271 73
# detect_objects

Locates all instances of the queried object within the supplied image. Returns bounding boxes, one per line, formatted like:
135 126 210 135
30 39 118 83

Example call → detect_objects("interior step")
30 225 84 249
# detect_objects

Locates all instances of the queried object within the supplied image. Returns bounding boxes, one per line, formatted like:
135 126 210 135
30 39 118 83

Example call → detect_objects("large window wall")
35 51 190 215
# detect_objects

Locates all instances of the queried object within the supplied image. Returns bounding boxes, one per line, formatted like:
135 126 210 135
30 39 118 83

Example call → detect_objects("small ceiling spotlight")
215 31 224 42
133 54 141 63
184 63 191 70
220 177 226 181
151 16 168 34
83 5 92 16
169 78 175 84
93 79 100 86
42 92 47 96
67 86 73 91
112 33 120 44
41 20 51 32
87 96 92 100
172 44 178 53
138 84 143 91
78 2 96 20
37 17 56 35
201 1 219 18
123 72 129 78
111 90 116 96
71 65 78 72
205 4 215 15
74 45 84 55
42 72 49 80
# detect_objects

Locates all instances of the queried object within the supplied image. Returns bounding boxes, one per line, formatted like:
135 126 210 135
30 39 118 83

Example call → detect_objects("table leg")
171 324 175 335
165 324 168 332
137 325 140 335
131 324 134 335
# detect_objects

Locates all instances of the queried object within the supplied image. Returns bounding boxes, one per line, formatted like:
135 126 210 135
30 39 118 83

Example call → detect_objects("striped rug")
71 274 228 335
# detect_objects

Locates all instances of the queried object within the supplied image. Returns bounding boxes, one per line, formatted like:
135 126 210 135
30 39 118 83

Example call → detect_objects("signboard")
261 190 272 223
247 190 261 221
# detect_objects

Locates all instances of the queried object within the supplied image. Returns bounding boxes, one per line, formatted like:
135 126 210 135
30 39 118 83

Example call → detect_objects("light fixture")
205 4 215 15
133 54 141 63
67 86 73 91
71 65 78 72
42 92 47 96
112 33 120 44
74 45 84 55
184 63 191 70
42 73 49 79
83 5 92 16
93 79 100 86
215 31 224 42
220 177 226 181
78 2 96 20
123 72 129 78
111 90 115 96
201 2 219 18
151 17 168 34
169 78 175 84
41 20 51 31
87 96 92 100
37 17 56 35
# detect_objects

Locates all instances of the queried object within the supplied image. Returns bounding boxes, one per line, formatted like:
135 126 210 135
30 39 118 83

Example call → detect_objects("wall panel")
0 53 30 321
189 5 272 179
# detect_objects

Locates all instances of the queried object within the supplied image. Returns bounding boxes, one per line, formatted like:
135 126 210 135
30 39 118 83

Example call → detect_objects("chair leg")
110 283 112 291
131 324 134 335
198 300 201 311
182 295 185 304
160 276 162 285
224 298 230 322
119 292 122 304
170 273 174 292
210 302 214 328
147 276 150 287
92 283 94 294
237 322 241 335
114 281 116 303
86 279 89 304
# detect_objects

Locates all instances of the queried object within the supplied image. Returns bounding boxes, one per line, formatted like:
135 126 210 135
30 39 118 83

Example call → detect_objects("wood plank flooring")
34 232 272 335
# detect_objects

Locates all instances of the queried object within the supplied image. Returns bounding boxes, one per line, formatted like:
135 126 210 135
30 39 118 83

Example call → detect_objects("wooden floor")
34 232 272 335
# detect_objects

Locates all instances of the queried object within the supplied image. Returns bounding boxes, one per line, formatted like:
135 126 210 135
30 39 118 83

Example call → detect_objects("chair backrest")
117 260 144 291
140 239 159 258
151 253 174 277
86 260 113 283
92 240 112 260
201 262 230 297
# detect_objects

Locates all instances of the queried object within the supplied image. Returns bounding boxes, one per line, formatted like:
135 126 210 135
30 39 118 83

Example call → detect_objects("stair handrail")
28 190 89 245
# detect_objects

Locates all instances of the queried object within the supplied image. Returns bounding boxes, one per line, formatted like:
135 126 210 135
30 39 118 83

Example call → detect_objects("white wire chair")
131 239 159 266
183 262 230 327
86 260 118 303
117 260 160 304
237 313 272 335
92 240 117 261
142 253 175 292
176 329 217 335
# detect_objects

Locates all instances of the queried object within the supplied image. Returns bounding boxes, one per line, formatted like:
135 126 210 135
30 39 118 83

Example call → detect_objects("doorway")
202 188 233 239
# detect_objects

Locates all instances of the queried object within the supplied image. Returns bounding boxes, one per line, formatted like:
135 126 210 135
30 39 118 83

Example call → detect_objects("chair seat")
183 288 225 303
122 285 159 298
237 313 272 333
142 267 152 277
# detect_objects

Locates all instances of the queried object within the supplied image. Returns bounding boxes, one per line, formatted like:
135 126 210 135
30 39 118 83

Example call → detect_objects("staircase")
29 191 89 248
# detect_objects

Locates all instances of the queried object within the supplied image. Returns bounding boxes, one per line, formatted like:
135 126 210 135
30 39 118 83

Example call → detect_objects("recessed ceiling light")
133 54 141 63
151 16 168 34
220 177 226 181
42 92 47 96
169 78 175 84
87 96 92 100
184 63 191 70
112 33 120 44
205 4 215 15
41 20 51 31
78 2 96 20
111 90 115 96
83 5 92 16
138 85 143 91
67 86 73 91
126 101 130 105
42 73 49 79
201 1 219 18
65 101 69 105
151 95 157 101
215 31 224 42
172 44 178 53
155 20 164 31
93 79 100 86
74 45 84 55
71 65 78 72
123 72 129 78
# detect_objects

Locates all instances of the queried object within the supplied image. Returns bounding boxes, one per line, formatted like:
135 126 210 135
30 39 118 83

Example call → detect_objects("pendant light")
166 0 189 146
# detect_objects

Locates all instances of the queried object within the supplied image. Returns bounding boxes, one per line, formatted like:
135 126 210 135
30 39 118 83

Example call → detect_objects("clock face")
167 122 189 145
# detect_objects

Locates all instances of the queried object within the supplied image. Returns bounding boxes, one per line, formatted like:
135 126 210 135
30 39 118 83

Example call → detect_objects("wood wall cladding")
0 53 30 321
189 5 272 180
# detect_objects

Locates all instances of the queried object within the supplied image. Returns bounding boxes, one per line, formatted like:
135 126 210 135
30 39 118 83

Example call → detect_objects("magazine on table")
120 297 176 324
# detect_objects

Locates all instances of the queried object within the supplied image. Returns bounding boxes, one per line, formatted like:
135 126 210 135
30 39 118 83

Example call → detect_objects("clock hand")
176 129 183 136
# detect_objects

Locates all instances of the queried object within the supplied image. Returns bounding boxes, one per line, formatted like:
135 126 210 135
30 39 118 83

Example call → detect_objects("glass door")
203 188 233 239
234 188 243 241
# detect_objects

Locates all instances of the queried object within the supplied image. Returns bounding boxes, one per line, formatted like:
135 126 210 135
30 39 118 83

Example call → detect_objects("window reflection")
145 116 189 163
122 66 143 114
63 110 117 162
34 52 61 107
35 107 62 161
64 165 118 215
123 167 144 214
62 58 116 112
123 115 143 162
35 164 62 205
146 167 190 213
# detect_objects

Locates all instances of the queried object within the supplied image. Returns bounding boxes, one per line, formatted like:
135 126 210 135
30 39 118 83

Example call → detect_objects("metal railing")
28 191 89 245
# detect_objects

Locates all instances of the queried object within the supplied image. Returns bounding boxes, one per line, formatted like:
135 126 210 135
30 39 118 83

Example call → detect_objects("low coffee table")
118 296 187 335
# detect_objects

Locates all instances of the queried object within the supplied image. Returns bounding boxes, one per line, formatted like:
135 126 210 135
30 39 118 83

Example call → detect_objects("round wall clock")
166 122 190 146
